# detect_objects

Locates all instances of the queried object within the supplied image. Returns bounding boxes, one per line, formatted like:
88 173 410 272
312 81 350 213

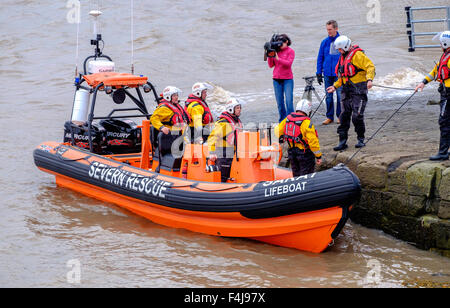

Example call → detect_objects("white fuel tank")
88 60 115 74
71 89 91 122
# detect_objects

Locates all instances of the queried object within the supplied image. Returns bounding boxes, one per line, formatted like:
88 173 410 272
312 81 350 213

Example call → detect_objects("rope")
296 84 415 92
54 146 245 191
54 145 93 162
344 90 418 165
186 184 244 192
310 94 327 119
372 84 416 91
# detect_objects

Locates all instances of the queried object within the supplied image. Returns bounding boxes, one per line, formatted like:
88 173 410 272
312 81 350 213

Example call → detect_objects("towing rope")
344 90 418 165
310 94 327 119
372 84 416 91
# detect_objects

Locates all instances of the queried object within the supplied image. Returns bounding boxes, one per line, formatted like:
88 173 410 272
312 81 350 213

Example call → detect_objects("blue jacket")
316 32 341 77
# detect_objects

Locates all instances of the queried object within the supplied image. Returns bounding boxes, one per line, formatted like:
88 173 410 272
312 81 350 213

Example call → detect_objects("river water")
1 0 450 288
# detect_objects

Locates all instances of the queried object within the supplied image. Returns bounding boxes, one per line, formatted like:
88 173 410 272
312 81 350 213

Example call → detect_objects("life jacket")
283 113 311 149
184 95 214 125
437 49 450 83
218 112 243 145
158 99 191 126
335 45 364 78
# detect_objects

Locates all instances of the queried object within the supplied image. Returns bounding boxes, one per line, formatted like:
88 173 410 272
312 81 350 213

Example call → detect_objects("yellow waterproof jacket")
275 116 322 159
207 115 241 153
333 50 376 88
186 101 207 129
423 52 450 88
150 104 184 133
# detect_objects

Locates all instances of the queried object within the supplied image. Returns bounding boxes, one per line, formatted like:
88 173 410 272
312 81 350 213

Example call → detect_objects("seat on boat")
151 127 183 172
153 150 182 171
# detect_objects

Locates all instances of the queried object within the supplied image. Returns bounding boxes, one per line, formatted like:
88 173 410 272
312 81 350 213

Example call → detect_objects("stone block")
438 168 450 201
386 159 418 194
390 194 426 217
357 163 387 189
438 200 450 219
405 163 445 197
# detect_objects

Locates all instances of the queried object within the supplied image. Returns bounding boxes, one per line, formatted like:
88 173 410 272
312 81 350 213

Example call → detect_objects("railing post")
447 6 450 30
405 6 449 51
406 6 416 52
405 6 411 27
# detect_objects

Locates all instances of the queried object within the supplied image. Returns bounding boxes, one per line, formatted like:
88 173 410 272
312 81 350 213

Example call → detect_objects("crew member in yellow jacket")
150 86 190 155
327 35 375 151
207 98 243 182
185 82 214 144
275 99 322 176
415 31 450 161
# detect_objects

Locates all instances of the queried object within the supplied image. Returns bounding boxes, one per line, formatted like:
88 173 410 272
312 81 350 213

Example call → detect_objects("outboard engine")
100 119 142 154
64 121 106 153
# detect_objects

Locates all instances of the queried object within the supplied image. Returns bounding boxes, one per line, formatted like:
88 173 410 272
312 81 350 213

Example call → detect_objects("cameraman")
267 34 295 122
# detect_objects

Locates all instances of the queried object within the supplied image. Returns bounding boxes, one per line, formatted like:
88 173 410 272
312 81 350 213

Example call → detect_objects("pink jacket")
268 47 295 79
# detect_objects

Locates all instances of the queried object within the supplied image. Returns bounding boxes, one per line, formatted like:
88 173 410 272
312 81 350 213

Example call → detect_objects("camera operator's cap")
333 35 352 52
162 86 182 102
192 82 213 97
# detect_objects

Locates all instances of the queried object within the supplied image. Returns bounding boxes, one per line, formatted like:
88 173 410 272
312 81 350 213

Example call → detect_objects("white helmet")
334 35 352 52
162 86 182 102
296 99 313 115
439 31 450 49
225 98 241 114
192 82 211 97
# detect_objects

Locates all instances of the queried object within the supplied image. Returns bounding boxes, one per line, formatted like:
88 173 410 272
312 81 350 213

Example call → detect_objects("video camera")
263 34 284 61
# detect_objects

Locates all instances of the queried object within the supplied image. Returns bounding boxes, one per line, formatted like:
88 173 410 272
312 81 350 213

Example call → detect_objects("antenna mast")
130 0 135 74
89 9 103 58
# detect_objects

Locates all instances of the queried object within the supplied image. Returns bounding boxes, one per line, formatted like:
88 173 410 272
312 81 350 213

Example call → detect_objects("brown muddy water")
0 0 449 287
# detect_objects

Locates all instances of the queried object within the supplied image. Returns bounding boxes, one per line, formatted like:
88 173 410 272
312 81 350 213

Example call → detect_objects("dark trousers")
337 83 368 140
438 85 450 154
288 147 316 176
215 147 236 182
324 76 341 121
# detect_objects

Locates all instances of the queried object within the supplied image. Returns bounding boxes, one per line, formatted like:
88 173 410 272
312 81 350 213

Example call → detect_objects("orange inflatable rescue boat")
33 31 361 253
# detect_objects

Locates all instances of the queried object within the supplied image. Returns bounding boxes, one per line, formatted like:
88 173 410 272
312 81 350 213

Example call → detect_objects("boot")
430 138 449 161
429 152 449 161
355 137 366 148
333 137 348 151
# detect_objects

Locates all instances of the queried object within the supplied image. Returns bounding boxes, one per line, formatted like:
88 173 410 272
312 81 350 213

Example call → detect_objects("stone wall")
320 151 450 257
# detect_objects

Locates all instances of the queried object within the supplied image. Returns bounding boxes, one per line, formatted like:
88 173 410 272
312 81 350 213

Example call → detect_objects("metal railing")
406 6 450 52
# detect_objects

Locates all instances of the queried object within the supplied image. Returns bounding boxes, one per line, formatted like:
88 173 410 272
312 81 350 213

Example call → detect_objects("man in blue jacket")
316 20 341 125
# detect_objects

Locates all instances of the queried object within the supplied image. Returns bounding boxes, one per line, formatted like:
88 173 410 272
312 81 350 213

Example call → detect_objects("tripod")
302 76 322 103
302 76 326 118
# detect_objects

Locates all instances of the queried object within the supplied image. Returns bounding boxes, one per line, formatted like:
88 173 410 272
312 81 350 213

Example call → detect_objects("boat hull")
34 142 361 253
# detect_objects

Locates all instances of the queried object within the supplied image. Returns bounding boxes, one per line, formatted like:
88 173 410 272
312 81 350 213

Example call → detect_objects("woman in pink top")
267 34 295 122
